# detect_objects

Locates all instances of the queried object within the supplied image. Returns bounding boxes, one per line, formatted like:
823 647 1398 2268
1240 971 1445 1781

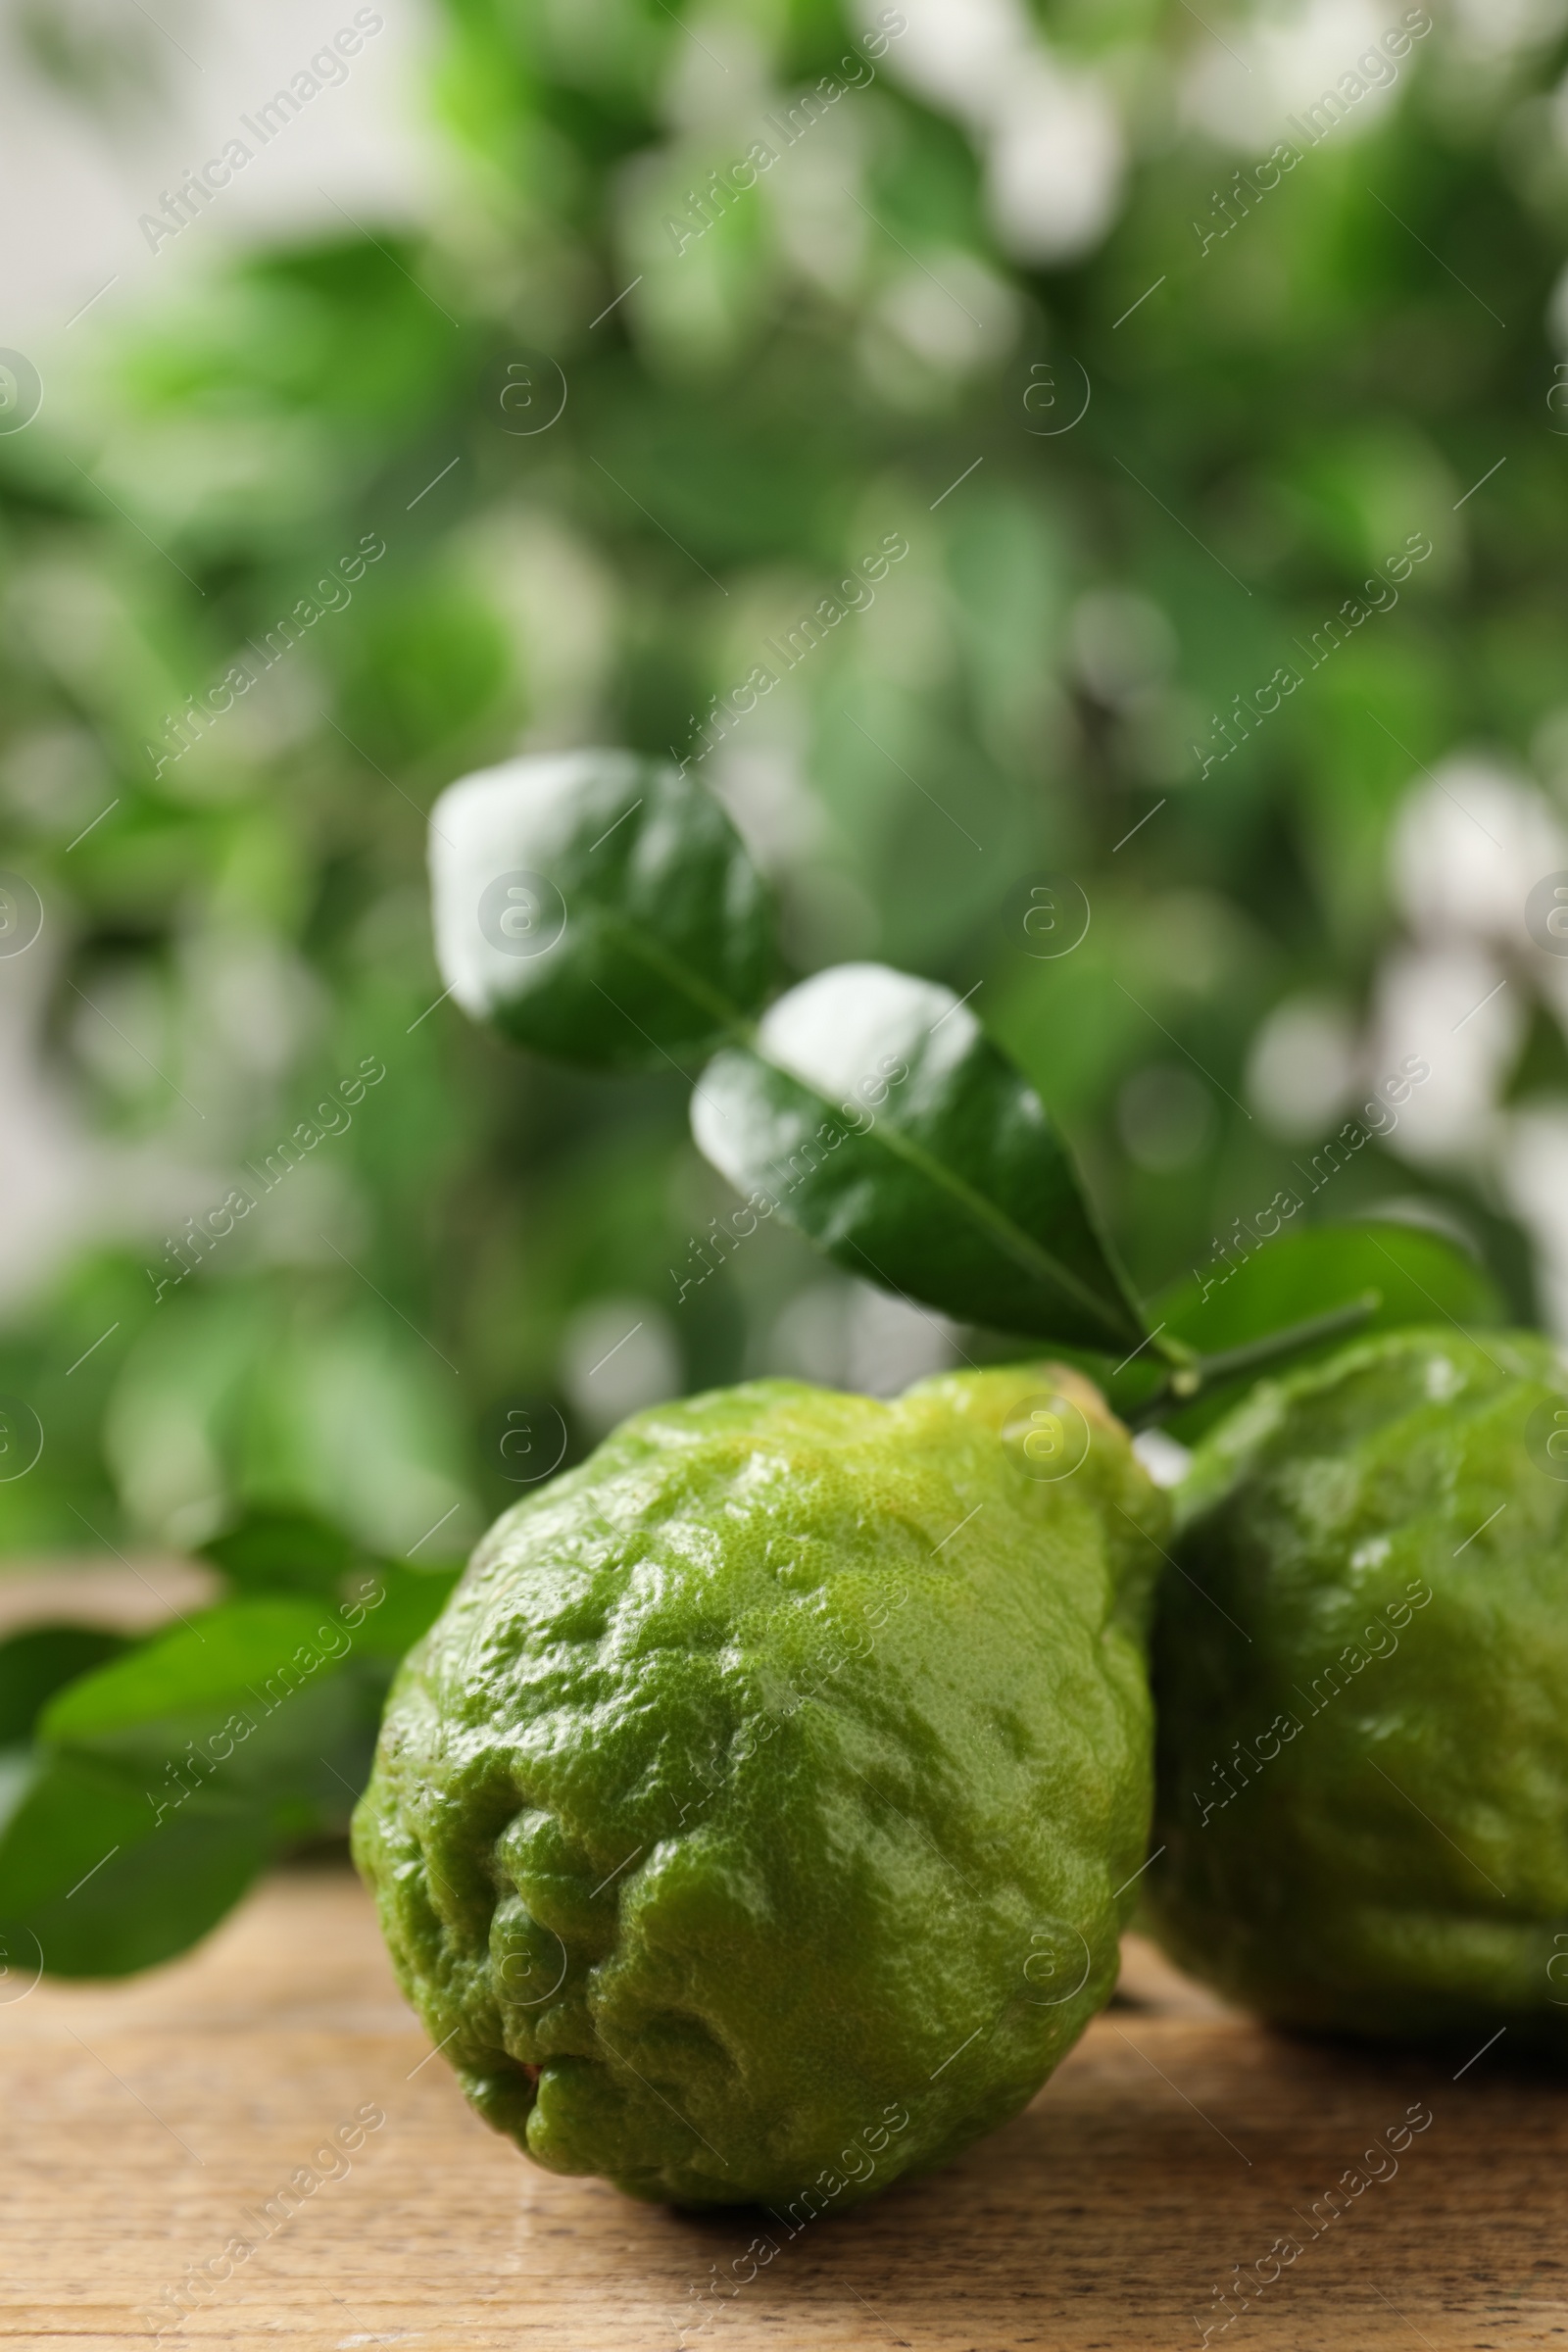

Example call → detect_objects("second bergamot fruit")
1147 1326 1568 2047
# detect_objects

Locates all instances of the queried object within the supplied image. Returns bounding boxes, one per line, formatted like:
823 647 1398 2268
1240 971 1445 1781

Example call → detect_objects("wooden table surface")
4 1865 1565 2352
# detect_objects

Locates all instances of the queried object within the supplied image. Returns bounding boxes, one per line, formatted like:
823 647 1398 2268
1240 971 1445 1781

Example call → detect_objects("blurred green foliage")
0 0 1565 1562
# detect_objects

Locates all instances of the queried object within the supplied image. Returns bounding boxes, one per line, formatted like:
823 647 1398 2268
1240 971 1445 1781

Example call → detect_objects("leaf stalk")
1129 1292 1382 1428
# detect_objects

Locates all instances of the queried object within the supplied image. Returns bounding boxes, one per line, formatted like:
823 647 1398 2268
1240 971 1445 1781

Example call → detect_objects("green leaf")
0 1624 129 1744
42 1597 346 1744
430 750 777 1071
349 1562 462 1661
691 962 1149 1353
1151 1216 1507 1437
0 1566 458 1983
39 1597 381 1831
199 1504 362 1597
0 1750 271 1979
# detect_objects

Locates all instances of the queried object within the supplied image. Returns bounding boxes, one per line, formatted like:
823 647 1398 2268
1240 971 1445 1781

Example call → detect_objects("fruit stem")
1130 1292 1382 1427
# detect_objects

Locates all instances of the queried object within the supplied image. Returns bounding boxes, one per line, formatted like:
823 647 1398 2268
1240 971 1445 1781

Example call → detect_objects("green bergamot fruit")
1147 1326 1568 2046
354 1364 1166 2207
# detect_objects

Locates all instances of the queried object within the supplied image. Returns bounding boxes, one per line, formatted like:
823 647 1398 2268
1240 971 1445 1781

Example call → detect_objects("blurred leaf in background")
0 0 1566 1572
0 1500 458 1974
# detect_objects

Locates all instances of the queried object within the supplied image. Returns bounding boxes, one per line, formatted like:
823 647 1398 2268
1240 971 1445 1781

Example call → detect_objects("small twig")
1130 1293 1381 1427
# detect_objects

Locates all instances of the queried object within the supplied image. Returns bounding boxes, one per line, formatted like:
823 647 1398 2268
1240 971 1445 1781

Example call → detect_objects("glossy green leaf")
430 750 776 1071
0 1624 129 1745
1151 1217 1507 1437
691 962 1149 1353
0 1750 271 1979
199 1505 362 1597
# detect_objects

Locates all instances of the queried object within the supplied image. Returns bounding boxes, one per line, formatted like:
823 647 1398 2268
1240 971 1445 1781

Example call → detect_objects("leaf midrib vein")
596 909 755 1037
762 1061 1141 1347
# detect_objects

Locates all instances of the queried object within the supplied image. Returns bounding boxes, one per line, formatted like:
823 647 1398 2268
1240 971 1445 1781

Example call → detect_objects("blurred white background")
0 0 440 339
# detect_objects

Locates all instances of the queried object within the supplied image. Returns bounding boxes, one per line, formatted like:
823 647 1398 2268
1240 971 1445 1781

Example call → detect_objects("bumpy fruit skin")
353 1365 1165 2208
1147 1327 1568 2047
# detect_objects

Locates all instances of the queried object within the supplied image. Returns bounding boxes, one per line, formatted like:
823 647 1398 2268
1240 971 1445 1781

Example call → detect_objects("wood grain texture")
3 1867 1564 2352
